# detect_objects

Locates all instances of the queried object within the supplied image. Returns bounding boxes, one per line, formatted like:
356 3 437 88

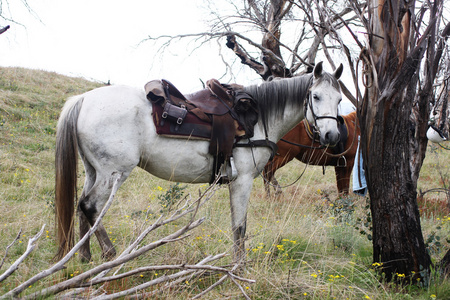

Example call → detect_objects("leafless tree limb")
0 227 21 272
0 226 42 283
0 25 9 35
86 253 253 300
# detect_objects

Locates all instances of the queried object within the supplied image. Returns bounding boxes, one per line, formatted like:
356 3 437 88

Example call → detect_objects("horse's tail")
55 95 84 259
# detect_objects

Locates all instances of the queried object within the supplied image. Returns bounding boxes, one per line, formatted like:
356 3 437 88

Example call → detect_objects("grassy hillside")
0 67 449 299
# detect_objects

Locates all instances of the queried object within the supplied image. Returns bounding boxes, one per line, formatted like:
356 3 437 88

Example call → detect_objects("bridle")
303 77 341 138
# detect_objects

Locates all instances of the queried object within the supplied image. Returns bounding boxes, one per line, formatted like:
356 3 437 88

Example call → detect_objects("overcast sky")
0 0 258 93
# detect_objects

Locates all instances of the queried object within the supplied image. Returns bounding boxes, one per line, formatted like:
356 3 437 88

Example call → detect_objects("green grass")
0 67 449 299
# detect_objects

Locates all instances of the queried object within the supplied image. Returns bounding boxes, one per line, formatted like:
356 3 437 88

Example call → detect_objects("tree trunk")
360 0 432 282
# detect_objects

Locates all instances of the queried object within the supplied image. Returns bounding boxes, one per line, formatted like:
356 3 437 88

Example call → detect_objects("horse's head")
305 62 343 146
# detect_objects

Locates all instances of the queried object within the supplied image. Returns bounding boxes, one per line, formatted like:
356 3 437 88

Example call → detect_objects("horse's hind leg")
78 170 128 261
263 160 283 198
78 160 96 262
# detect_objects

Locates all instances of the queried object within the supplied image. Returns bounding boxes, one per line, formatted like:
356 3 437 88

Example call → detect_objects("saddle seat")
145 78 258 183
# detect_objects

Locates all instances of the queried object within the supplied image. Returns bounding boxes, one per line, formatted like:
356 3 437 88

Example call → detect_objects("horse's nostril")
324 131 340 145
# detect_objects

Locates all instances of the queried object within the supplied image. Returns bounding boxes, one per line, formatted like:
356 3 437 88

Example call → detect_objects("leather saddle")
145 79 258 182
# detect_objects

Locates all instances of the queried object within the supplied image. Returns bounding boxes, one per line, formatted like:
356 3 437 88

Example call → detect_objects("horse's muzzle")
320 130 340 147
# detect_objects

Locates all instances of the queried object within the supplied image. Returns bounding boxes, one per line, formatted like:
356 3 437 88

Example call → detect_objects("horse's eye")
313 94 319 101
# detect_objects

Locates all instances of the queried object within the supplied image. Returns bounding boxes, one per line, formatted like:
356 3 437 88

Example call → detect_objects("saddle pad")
152 102 211 140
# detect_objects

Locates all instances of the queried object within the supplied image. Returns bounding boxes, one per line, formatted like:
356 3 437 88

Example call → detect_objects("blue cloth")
352 136 367 196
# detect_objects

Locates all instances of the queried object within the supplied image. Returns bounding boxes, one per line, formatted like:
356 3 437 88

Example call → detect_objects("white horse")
55 62 344 262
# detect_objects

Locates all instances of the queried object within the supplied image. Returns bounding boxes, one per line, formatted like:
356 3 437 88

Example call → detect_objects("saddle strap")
234 139 279 161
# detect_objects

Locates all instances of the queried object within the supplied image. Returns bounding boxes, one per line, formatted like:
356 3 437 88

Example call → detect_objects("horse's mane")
243 74 313 123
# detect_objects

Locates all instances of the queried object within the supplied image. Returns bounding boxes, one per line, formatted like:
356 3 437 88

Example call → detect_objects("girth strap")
234 139 278 161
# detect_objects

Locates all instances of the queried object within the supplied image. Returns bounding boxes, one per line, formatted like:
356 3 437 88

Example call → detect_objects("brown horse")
263 111 359 197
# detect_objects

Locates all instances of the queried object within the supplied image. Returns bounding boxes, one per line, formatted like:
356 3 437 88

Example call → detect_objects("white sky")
0 0 258 93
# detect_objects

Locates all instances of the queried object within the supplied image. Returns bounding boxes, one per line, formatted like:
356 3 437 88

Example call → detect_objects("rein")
280 137 325 149
438 143 450 150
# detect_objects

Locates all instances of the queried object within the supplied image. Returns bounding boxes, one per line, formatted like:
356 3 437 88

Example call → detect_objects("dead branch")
86 253 254 300
0 226 43 283
0 25 10 35
0 228 21 272
71 181 221 297
25 216 205 298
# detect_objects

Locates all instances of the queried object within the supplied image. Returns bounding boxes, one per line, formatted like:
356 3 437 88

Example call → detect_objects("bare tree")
146 0 362 81
340 0 450 282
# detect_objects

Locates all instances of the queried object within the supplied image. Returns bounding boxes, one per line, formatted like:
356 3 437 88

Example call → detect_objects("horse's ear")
313 61 323 79
334 63 344 80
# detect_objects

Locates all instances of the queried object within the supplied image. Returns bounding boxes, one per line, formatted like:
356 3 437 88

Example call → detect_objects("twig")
0 226 44 283
0 25 10 35
0 228 22 272
191 263 241 299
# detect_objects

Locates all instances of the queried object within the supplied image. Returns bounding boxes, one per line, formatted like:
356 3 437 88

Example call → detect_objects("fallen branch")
89 254 240 299
0 226 43 283
75 179 222 297
0 228 22 272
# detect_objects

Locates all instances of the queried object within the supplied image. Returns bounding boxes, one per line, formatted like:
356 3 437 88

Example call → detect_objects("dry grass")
0 67 449 299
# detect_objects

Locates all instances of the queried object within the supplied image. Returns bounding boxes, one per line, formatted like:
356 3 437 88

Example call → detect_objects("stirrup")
219 157 238 183
336 156 347 167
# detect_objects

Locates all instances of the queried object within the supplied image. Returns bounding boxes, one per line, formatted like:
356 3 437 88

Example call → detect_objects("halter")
303 77 340 138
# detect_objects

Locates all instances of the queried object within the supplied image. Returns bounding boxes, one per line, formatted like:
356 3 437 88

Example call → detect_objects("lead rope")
252 140 311 190
255 136 332 190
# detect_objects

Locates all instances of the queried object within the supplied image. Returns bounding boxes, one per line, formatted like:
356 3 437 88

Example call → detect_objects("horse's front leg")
262 164 273 198
229 173 254 263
